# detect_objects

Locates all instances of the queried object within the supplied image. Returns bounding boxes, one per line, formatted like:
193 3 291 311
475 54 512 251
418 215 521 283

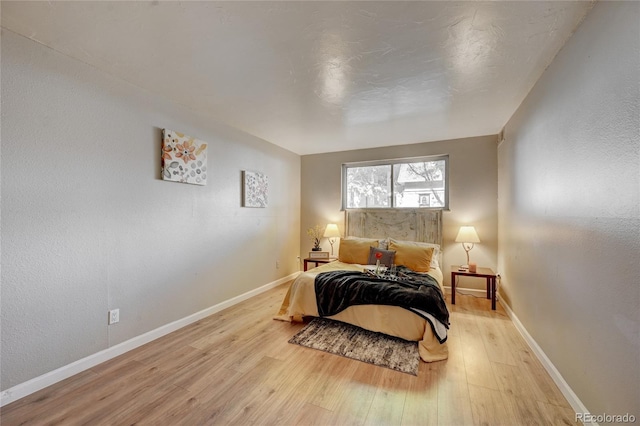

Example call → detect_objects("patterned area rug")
288 317 419 375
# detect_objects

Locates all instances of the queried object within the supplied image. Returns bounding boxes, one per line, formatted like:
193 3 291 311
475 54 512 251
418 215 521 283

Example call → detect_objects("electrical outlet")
276 260 280 269
108 309 120 325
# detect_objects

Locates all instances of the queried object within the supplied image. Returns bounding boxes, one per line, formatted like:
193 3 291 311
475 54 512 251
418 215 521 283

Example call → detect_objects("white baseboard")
498 292 595 426
0 272 299 407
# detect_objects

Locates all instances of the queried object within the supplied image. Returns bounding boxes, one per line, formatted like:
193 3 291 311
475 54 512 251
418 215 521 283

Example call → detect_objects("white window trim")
341 154 449 210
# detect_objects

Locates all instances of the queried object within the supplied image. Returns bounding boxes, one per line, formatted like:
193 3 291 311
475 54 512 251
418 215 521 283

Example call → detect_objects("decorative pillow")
345 236 387 249
388 238 440 268
338 238 379 264
388 240 434 272
367 247 396 267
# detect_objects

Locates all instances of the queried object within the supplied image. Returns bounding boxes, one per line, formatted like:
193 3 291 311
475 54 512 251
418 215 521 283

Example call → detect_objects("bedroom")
1 1 638 424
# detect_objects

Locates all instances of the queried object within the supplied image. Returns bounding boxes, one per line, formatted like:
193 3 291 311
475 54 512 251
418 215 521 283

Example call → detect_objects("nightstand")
303 258 334 271
451 266 497 310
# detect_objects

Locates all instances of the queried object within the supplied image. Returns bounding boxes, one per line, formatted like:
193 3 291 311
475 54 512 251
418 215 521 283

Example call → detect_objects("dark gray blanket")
314 267 449 341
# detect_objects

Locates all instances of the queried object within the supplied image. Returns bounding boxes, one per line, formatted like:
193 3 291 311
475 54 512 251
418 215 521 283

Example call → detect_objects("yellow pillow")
388 240 434 272
338 238 379 264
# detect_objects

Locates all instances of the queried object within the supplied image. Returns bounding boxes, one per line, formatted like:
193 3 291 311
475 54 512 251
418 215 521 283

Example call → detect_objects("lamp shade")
323 224 341 238
455 226 480 243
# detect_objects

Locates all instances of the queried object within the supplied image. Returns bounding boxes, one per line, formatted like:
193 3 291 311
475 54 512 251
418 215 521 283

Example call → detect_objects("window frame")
341 155 449 210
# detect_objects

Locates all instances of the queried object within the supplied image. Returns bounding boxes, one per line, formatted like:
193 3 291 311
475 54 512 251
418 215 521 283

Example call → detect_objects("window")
342 155 448 209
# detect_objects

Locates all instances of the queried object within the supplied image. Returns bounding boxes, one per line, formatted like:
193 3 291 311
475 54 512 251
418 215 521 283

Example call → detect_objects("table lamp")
455 226 480 269
323 224 341 257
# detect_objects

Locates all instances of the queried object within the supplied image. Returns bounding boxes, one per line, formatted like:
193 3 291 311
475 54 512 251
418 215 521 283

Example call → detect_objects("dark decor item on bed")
288 317 419 375
367 247 395 267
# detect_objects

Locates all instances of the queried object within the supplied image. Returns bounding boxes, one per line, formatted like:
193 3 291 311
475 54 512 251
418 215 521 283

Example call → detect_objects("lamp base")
459 263 477 272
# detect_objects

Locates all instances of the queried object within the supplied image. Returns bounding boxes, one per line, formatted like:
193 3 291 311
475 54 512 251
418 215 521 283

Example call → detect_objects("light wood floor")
1 283 579 425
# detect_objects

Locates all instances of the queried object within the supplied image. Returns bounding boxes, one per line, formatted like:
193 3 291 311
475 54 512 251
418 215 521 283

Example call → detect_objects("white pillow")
387 238 440 269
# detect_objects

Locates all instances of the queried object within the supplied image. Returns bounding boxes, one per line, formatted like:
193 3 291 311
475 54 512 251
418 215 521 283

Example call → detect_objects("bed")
275 209 449 362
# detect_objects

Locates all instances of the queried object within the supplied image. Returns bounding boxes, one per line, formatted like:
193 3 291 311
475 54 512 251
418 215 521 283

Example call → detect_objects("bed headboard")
344 209 442 247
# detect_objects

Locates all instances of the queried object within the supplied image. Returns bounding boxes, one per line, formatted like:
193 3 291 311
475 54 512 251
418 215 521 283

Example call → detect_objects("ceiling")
1 1 593 155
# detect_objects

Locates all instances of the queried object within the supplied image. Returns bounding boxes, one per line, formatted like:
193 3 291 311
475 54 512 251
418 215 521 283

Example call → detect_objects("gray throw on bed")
314 267 449 342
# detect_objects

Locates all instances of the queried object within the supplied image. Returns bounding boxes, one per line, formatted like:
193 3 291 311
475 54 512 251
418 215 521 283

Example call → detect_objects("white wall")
1 30 301 391
301 135 498 288
498 1 639 417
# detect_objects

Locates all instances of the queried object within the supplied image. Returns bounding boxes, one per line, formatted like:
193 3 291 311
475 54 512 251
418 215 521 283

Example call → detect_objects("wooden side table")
303 258 334 271
451 266 497 310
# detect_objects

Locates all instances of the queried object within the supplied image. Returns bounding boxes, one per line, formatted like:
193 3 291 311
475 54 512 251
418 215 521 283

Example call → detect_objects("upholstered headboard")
345 209 443 247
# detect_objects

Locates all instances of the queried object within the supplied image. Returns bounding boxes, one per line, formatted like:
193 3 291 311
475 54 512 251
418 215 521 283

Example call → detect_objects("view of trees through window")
344 157 447 209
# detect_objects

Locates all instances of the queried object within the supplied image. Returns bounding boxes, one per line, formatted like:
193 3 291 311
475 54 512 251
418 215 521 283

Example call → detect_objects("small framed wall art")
162 129 207 185
242 170 268 208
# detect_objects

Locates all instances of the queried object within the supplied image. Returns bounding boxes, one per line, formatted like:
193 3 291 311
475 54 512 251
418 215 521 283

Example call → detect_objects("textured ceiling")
1 1 593 155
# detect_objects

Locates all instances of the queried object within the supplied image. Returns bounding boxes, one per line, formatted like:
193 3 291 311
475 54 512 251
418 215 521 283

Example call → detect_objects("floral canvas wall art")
243 171 268 208
162 129 207 185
